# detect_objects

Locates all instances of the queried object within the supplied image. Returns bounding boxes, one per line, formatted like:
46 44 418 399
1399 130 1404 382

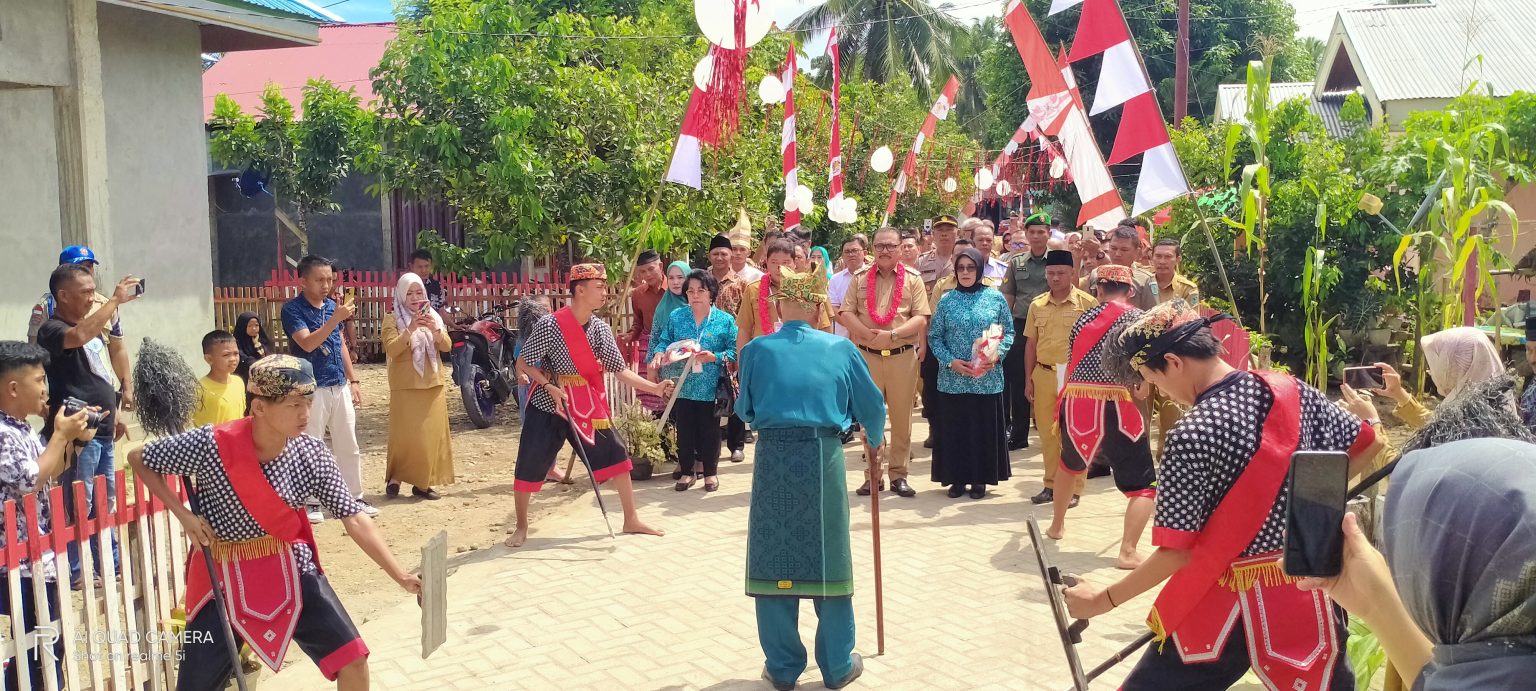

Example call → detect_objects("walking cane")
869 447 886 655
558 409 617 539
189 479 250 691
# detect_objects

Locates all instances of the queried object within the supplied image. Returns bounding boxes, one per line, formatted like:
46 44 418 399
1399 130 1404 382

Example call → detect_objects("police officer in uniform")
838 227 931 498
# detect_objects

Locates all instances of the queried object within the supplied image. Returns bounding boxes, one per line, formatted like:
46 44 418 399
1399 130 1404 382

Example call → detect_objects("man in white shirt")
730 230 765 284
827 234 868 338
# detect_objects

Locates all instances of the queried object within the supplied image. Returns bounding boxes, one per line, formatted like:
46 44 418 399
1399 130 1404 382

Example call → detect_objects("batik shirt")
928 288 1014 395
141 428 364 574
0 413 54 579
518 313 627 415
1066 302 1142 384
647 306 738 403
1154 372 1368 557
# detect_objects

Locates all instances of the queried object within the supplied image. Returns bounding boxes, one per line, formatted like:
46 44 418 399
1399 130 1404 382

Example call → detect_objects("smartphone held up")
1283 451 1351 578
1342 365 1385 391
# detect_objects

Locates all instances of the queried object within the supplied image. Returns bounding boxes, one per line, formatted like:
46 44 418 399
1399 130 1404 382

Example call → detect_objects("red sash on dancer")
1148 373 1341 690
1057 301 1144 462
553 307 613 445
185 418 319 671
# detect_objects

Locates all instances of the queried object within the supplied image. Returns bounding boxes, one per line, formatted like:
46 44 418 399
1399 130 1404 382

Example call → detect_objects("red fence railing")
215 271 639 361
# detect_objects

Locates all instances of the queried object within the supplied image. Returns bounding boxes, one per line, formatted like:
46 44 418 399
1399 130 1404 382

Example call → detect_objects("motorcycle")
448 302 519 428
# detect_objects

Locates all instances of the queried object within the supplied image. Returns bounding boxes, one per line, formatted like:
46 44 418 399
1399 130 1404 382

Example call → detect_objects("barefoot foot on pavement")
1045 525 1065 540
1116 551 1145 570
622 520 664 537
505 526 529 548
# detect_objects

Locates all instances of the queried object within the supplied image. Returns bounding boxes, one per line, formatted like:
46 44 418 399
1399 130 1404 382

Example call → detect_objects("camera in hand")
62 397 104 428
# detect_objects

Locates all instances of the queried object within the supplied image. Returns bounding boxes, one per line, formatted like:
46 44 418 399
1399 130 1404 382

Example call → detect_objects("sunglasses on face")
956 265 979 273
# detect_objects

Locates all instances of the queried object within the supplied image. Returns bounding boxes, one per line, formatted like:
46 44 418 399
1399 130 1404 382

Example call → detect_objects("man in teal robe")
738 266 887 691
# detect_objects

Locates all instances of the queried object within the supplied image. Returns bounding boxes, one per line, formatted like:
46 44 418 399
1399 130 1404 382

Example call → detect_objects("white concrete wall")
0 0 70 87
0 88 65 335
96 3 214 363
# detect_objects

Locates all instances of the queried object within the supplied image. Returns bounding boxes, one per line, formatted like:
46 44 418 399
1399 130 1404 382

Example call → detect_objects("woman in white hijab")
382 272 455 499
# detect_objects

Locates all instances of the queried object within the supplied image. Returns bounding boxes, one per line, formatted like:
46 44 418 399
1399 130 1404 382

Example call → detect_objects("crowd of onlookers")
1 219 1534 689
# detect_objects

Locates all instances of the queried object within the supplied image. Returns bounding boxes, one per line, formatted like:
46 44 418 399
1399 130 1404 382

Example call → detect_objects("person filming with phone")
1296 436 1536 690
0 340 97 688
1060 299 1384 690
37 263 140 591
380 273 454 501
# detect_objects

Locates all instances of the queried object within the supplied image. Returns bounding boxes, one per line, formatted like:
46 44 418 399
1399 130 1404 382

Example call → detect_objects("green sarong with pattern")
746 427 853 598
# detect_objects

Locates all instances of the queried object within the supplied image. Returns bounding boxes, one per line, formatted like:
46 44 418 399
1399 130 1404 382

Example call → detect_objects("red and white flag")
885 76 960 222
1062 0 1189 214
781 42 801 231
1004 0 1126 229
665 83 711 189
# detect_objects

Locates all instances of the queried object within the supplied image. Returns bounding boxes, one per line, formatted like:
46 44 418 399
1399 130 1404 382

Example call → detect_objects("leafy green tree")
207 80 376 232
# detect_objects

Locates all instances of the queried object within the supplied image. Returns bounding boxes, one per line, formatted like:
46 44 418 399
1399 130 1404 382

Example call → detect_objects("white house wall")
0 0 71 87
97 3 214 362
0 88 67 333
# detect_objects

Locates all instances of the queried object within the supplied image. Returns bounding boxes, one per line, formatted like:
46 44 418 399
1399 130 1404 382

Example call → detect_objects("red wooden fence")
1 473 191 690
215 271 638 361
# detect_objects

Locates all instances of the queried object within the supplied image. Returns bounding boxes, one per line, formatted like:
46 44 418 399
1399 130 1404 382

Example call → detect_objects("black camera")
62 397 104 428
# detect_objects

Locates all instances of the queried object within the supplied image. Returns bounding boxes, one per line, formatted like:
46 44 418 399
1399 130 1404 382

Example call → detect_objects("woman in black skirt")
927 249 1016 498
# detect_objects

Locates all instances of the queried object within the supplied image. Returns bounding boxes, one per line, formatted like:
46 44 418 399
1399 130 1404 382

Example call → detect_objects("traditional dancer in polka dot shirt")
1044 264 1156 569
129 355 422 691
1061 300 1384 691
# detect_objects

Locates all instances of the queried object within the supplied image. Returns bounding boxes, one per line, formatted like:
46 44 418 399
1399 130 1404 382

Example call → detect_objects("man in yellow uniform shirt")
1150 238 1200 455
1023 250 1097 506
837 227 931 498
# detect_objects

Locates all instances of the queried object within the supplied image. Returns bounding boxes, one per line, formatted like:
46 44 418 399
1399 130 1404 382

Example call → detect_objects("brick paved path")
280 415 1235 690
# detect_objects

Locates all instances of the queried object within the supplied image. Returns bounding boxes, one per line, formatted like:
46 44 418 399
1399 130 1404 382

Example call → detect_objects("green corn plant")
1221 58 1275 335
1301 186 1340 388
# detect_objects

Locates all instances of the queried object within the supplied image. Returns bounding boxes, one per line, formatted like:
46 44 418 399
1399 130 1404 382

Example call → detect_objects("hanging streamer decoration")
666 0 772 189
883 76 960 225
826 27 855 224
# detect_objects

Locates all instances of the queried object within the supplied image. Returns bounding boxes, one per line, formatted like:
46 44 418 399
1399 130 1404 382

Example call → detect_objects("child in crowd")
192 330 246 428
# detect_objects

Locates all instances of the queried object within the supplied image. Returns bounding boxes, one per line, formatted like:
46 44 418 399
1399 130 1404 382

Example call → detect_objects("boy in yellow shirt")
192 330 246 427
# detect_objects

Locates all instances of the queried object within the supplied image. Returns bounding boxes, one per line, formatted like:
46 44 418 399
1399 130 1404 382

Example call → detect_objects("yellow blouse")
381 316 452 390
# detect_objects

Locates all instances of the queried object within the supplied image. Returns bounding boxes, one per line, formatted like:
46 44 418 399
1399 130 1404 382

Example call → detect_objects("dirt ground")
309 363 594 624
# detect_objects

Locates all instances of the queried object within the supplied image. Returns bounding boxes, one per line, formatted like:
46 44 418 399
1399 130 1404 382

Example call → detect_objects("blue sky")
323 0 1356 40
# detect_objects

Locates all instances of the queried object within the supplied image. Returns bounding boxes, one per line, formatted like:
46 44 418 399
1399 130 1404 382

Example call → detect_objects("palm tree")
938 16 1000 137
788 0 964 102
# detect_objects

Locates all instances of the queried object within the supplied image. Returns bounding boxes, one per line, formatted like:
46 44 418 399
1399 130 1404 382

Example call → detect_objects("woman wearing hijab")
381 273 454 499
232 311 273 413
1341 327 1505 430
926 249 1014 499
654 261 691 331
1298 437 1536 690
648 270 738 492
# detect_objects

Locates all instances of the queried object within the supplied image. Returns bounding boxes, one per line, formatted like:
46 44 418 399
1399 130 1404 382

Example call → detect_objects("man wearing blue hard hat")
27 246 134 414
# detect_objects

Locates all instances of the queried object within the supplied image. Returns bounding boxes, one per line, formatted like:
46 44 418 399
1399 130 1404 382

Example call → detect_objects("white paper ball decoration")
695 0 775 50
869 146 894 173
974 167 995 191
1050 156 1067 179
795 184 814 213
943 177 958 193
996 180 1013 197
758 74 785 105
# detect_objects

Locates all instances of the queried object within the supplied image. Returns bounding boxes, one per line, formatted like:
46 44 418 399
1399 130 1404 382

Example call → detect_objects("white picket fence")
1 472 190 691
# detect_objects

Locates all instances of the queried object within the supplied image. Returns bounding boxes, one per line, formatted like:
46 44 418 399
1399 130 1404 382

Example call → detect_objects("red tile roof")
202 22 395 120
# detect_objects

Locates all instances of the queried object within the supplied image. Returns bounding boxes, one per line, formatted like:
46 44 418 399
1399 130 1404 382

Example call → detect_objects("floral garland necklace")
867 264 904 327
758 276 778 336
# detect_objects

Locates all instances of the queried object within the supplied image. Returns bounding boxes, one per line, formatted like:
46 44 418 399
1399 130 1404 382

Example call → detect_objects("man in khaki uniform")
1149 238 1201 456
915 215 959 293
838 227 931 498
1023 250 1097 506
1087 225 1158 310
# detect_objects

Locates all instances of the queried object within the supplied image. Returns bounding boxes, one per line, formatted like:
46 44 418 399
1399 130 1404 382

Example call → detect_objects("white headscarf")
393 273 443 377
1421 326 1503 403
